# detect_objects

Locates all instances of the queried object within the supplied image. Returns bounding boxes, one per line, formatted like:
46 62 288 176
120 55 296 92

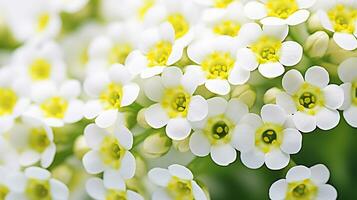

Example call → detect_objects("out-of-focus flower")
269 164 337 200
189 97 248 166
148 164 207 200
54 0 89 13
277 66 344 133
144 67 208 140
338 57 357 127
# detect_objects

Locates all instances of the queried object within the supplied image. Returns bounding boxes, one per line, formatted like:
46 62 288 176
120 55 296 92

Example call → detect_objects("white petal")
244 2 267 20
316 184 337 200
166 118 191 140
310 164 330 184
192 181 207 200
339 83 352 110
232 124 255 152
82 151 105 174
95 109 118 128
50 179 69 200
286 10 310 25
140 67 165 79
8 173 26 192
127 190 144 200
126 50 148 76
317 11 333 32
84 123 105 149
240 149 265 169
258 62 285 78
168 164 193 180
236 48 258 71
344 106 357 128
210 144 237 166
279 41 303 66
292 111 317 133
121 83 140 107
189 131 211 157
59 80 81 99
25 167 50 180
6 192 26 200
226 99 248 123
114 125 133 149
41 143 56 168
269 179 288 200
205 79 230 95
85 178 106 200
145 103 169 128
261 17 286 26
207 97 227 117
148 168 172 187
286 165 311 183
338 57 357 82
281 128 302 154
167 43 184 65
228 66 250 85
305 66 329 88
187 95 208 122
152 189 171 200
261 104 287 124
83 100 102 119
109 64 132 85
84 72 110 97
297 0 316 8
333 32 357 51
119 151 136 179
282 69 304 94
276 93 298 115
263 24 289 41
19 150 40 167
64 100 84 124
323 84 344 109
103 170 126 190
237 23 262 46
143 76 164 102
240 113 263 129
316 107 340 130
182 65 205 93
265 149 290 170
161 67 183 88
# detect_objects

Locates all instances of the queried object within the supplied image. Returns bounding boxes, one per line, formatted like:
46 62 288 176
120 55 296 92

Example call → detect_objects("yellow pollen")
201 52 235 79
213 20 241 37
167 13 189 39
328 4 357 34
286 179 318 200
250 36 282 64
40 96 68 119
0 184 9 200
108 43 132 64
29 128 50 153
26 179 51 200
29 58 51 81
37 13 50 32
204 115 234 144
138 0 155 20
147 41 172 67
255 123 283 153
0 88 17 116
293 83 324 115
167 176 194 200
214 0 233 8
100 136 125 169
266 0 298 19
106 189 127 200
162 87 190 118
100 83 123 110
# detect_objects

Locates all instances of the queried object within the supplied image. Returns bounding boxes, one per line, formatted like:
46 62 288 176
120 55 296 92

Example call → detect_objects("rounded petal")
232 124 255 152
119 151 136 179
152 189 171 200
240 113 263 129
127 190 144 200
333 32 357 51
19 150 40 167
166 118 191 140
143 76 164 102
276 93 298 115
114 125 133 149
162 67 183 88
141 66 165 79
338 57 357 82
84 72 110 97
310 164 330 184
244 1 267 20
339 83 352 110
103 170 126 190
192 181 207 200
323 84 344 109
182 66 205 93
281 128 302 154
121 83 140 107
168 164 193 180
145 104 169 128
228 66 250 85
286 165 311 183
205 79 230 95
64 100 84 123
50 179 69 200
59 80 81 99
148 168 172 187
207 97 227 117
282 69 304 94
84 123 105 149
265 150 290 170
226 99 249 123
279 41 303 66
167 43 184 65
83 100 102 119
237 23 263 46
85 178 106 200
261 17 286 26
187 95 208 122
95 109 118 128
25 167 50 180
297 0 316 8
286 10 310 25
240 149 265 169
189 131 211 157
344 106 357 128
41 143 56 168
126 50 147 76
263 24 289 41
305 66 329 88
82 151 105 174
261 104 287 124
258 62 285 78
236 48 258 71
292 111 317 133
316 108 340 130
210 144 237 166
269 179 288 200
316 184 337 200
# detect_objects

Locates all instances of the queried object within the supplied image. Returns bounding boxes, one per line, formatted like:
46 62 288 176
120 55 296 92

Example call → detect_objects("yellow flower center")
328 4 357 34
250 36 282 64
266 0 299 19
138 0 155 20
204 115 234 144
100 83 123 110
29 58 51 81
147 41 172 67
106 189 127 200
37 13 50 32
26 179 51 200
167 176 194 200
0 88 17 116
201 52 235 79
41 97 69 119
29 128 50 153
167 13 190 39
214 0 233 8
286 179 317 200
0 184 9 200
213 20 241 37
293 83 325 115
352 82 357 106
80 47 89 65
108 44 133 64
162 87 190 118
255 123 284 153
100 136 125 169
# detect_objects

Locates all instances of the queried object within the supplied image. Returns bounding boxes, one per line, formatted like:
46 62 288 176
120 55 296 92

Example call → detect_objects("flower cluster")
1 0 356 199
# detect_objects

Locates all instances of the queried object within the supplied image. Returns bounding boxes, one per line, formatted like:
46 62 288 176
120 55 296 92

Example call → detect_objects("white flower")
317 2 357 50
187 36 250 95
25 80 84 127
53 0 89 13
82 123 136 179
144 67 208 140
338 57 357 127
7 166 69 200
86 177 143 200
244 0 315 26
236 23 303 78
235 104 302 170
277 66 344 133
0 67 30 134
189 97 248 166
148 164 207 200
269 164 337 200
7 116 55 168
125 23 184 78
0 137 20 171
84 64 140 128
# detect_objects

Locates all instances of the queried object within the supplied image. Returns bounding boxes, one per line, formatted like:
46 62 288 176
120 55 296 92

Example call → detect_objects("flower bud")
304 31 329 58
307 13 324 33
264 87 282 104
52 164 73 185
231 85 256 108
73 135 90 159
172 137 190 152
136 108 150 128
142 132 172 158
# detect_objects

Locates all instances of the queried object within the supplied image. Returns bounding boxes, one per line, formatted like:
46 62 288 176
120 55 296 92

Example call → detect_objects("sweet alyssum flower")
86 177 143 200
244 0 316 26
235 104 302 170
84 64 140 128
82 123 136 179
189 97 248 166
126 23 184 78
277 66 344 133
7 166 69 200
25 80 84 127
269 164 337 200
7 116 55 168
338 57 357 128
236 23 303 78
317 2 357 50
148 164 207 200
144 67 208 140
187 36 250 95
